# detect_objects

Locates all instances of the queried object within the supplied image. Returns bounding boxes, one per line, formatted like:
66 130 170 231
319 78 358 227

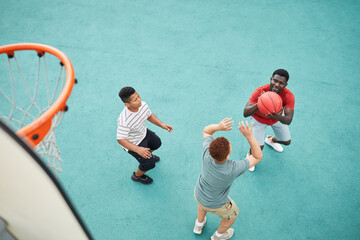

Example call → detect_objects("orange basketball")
257 91 283 116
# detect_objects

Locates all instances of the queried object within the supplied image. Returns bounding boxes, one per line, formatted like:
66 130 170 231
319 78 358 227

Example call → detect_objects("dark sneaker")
131 172 153 184
152 155 160 162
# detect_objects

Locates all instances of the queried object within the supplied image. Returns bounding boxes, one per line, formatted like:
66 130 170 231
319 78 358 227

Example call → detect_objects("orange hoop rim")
0 43 75 146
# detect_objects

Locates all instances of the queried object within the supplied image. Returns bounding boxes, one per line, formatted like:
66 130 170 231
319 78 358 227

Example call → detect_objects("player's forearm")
277 115 292 125
276 108 294 125
147 113 164 128
247 135 262 162
117 139 140 152
203 124 221 136
243 103 258 117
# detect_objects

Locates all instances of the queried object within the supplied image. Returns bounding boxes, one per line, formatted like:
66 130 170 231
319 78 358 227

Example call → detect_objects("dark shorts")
128 129 162 171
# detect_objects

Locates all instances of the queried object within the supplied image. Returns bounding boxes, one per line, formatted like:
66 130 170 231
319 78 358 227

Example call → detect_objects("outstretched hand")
161 123 173 133
238 121 253 138
218 118 234 131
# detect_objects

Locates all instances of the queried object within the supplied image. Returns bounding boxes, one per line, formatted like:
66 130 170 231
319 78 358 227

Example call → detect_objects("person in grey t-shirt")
193 118 263 240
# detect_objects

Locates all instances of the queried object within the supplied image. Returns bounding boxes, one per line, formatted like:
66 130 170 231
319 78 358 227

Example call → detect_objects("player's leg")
193 192 207 234
128 149 155 184
197 205 207 223
146 129 162 151
271 121 291 145
134 168 146 177
216 218 236 234
265 121 291 152
249 117 267 152
248 117 267 171
211 197 238 239
145 129 162 162
130 130 158 169
193 205 207 234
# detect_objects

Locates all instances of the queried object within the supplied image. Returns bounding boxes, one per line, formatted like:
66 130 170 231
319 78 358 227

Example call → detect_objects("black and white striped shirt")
117 101 152 151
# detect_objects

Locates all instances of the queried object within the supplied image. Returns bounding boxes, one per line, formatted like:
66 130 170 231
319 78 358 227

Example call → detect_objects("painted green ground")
1 0 360 239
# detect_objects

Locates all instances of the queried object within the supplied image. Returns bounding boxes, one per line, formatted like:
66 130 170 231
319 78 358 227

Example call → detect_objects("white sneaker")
246 152 255 171
211 228 235 240
193 217 206 234
265 135 283 152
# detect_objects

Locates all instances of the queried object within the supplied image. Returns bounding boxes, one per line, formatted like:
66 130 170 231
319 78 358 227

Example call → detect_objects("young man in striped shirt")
117 87 173 184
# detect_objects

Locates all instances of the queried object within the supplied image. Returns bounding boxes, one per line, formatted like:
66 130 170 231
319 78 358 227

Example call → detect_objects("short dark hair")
272 69 289 82
209 137 230 162
118 87 135 103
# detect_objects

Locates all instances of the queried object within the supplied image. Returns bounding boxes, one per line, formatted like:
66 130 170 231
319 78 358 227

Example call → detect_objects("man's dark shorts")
128 129 162 171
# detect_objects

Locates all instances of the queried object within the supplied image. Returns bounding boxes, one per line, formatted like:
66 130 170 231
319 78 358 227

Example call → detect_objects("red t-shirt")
249 84 295 125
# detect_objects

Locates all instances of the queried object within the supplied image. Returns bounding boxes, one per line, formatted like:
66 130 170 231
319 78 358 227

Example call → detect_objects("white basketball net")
0 52 67 176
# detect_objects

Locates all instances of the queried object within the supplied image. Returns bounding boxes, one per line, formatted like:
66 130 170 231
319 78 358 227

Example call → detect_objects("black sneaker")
152 155 160 162
131 172 153 184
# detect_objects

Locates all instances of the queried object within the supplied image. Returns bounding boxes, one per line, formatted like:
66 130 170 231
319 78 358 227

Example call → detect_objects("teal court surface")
1 1 360 239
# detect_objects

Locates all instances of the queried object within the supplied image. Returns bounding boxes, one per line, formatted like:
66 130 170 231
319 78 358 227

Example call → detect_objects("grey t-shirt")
194 136 250 209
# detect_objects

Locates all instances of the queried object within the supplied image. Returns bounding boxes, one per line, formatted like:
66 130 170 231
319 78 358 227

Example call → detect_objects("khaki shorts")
194 194 239 220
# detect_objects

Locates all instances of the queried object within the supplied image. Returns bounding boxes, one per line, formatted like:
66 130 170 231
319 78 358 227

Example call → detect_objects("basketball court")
1 1 359 239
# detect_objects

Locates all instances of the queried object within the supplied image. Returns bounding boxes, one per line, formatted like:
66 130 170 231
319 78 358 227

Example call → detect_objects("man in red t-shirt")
243 69 295 171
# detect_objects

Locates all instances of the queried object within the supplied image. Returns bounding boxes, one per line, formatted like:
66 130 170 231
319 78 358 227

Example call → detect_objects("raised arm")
243 102 258 118
203 118 234 138
238 121 262 169
147 113 173 132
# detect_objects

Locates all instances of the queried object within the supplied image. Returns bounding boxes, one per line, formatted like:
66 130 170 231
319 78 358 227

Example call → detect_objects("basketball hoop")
0 43 75 175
